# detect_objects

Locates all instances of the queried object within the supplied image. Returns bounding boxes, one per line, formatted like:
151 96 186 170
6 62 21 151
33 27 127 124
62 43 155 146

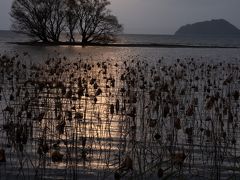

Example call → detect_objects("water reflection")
0 52 240 179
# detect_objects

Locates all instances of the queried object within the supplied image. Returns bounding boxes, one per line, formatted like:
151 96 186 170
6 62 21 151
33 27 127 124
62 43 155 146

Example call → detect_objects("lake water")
1 31 240 64
0 31 240 179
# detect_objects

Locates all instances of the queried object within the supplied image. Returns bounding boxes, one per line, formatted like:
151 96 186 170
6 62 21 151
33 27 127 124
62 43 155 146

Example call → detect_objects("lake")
0 31 240 180
1 31 240 64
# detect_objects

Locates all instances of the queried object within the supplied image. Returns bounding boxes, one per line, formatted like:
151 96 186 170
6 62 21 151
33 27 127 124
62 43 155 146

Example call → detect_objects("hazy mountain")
175 19 240 36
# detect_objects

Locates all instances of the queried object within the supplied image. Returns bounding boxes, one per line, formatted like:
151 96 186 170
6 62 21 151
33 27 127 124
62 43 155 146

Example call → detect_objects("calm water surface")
1 31 240 64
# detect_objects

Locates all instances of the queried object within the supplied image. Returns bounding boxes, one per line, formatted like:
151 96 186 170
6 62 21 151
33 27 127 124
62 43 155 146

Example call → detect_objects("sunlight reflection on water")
1 44 240 65
0 43 240 179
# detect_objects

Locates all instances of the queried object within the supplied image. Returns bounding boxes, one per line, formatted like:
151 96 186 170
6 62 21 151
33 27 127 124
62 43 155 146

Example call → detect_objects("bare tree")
65 0 79 42
11 0 65 42
45 0 66 42
10 0 122 44
76 0 123 45
10 0 49 42
90 15 123 43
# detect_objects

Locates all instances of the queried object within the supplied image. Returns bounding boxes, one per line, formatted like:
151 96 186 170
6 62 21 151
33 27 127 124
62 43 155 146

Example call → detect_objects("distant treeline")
10 0 123 44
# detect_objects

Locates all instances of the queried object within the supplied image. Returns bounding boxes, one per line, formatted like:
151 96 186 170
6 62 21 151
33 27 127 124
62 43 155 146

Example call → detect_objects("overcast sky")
0 0 239 34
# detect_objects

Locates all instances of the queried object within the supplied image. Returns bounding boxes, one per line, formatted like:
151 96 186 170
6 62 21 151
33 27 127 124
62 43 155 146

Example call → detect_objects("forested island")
175 19 240 36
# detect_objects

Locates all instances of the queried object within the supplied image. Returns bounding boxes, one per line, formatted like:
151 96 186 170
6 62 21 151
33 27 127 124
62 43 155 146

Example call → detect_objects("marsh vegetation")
0 53 239 179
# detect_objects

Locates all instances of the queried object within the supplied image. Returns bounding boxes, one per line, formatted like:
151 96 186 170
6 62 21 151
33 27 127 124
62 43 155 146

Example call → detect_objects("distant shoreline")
9 41 240 49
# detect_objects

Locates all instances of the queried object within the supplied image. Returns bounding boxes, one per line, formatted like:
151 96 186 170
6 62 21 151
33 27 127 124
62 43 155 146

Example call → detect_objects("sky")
0 0 240 34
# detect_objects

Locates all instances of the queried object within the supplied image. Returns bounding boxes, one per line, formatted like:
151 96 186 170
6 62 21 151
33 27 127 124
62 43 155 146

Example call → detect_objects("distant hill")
175 19 240 36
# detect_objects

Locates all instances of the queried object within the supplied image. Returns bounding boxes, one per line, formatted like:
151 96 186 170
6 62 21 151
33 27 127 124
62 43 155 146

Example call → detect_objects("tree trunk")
69 30 75 43
41 37 49 43
82 33 88 46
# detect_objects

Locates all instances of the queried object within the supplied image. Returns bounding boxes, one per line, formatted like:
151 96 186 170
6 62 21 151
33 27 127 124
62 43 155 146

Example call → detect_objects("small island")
175 19 240 36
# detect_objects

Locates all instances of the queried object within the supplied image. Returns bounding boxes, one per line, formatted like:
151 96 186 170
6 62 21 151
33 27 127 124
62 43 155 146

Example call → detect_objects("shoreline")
8 41 240 48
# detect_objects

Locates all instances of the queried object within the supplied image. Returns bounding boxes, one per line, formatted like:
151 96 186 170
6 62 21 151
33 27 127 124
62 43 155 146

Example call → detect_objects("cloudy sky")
0 0 239 34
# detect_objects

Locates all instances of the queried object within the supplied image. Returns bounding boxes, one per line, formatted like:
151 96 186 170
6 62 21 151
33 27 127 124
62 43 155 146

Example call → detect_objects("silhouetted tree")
75 0 123 44
11 0 65 42
10 0 122 44
11 0 49 42
65 0 78 42
45 0 66 42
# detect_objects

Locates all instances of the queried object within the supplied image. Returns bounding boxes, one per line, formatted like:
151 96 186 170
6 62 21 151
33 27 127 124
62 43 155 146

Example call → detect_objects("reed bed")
0 52 240 180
